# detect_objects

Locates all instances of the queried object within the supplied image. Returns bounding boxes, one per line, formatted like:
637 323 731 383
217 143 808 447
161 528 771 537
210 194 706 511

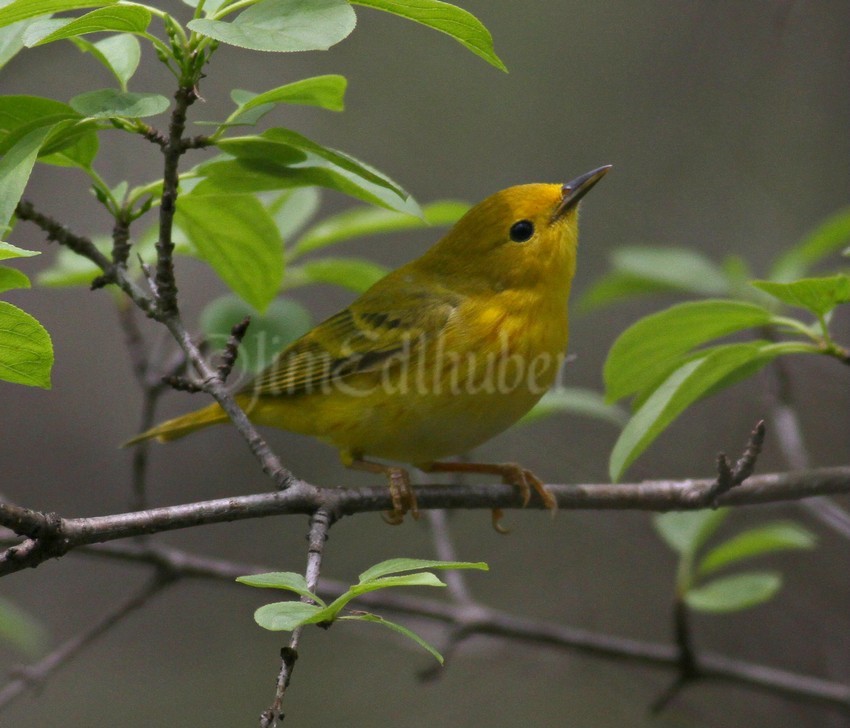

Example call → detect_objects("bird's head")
423 166 611 295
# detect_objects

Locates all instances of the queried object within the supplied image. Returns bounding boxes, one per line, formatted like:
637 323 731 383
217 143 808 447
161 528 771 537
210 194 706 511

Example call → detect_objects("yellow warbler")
127 166 611 523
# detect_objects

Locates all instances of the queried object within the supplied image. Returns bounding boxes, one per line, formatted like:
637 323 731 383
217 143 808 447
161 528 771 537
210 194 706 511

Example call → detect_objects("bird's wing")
245 280 459 397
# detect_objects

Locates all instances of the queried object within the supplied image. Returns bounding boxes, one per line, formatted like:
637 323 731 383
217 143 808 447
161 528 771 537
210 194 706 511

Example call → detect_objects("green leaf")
236 571 325 605
185 0 228 14
0 95 73 146
267 187 320 241
352 0 506 72
22 5 150 45
37 118 99 167
314 573 448 622
0 125 52 235
0 265 31 292
188 0 356 52
684 571 782 613
0 18 32 69
218 128 407 200
0 300 53 387
609 342 793 481
0 597 47 656
71 33 140 90
603 300 774 404
291 200 469 259
751 275 850 318
340 612 444 664
0 241 39 259
579 246 731 311
0 97 99 168
235 75 347 118
578 272 680 311
354 572 447 590
770 207 850 282
175 193 284 312
283 257 389 294
698 522 816 576
0 0 116 27
253 601 324 631
199 295 312 374
195 154 420 216
69 88 170 118
653 510 728 557
358 558 488 583
518 387 628 428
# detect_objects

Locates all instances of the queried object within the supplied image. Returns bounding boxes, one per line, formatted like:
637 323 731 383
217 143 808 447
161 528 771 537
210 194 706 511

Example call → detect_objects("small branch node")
701 420 767 507
161 374 205 394
217 316 251 383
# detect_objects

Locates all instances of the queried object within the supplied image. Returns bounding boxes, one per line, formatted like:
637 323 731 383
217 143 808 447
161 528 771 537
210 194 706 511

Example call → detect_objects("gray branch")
3 466 850 578
35 540 850 716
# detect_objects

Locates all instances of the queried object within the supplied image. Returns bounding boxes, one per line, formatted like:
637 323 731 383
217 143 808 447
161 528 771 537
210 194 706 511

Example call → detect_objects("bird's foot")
381 466 419 525
424 460 556 531
344 457 419 524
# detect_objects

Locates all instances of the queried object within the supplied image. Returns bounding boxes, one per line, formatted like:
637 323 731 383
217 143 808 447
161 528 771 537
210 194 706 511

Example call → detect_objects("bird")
126 166 611 525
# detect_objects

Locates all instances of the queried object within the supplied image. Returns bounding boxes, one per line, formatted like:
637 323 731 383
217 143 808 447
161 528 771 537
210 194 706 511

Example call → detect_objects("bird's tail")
122 402 230 446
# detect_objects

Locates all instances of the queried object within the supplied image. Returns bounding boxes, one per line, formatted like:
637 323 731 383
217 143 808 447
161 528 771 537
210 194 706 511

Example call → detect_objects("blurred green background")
2 1 849 725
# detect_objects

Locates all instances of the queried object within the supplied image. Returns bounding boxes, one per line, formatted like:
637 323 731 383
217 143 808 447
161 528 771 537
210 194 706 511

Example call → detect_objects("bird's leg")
345 457 419 524
423 461 557 511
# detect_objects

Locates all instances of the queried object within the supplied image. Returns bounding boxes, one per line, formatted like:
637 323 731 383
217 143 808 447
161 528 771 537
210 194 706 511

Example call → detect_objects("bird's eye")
509 219 534 243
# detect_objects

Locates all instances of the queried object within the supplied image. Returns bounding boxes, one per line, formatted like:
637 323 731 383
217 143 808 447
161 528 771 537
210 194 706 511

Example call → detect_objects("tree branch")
15 197 299 491
52 540 850 716
2 466 850 578
262 509 334 727
0 571 174 711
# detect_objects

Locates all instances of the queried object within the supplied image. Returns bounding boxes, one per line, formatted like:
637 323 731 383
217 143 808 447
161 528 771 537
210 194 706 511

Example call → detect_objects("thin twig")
15 201 155 316
153 83 197 315
262 509 335 727
15 199 299 492
217 316 251 383
702 420 766 506
0 572 175 711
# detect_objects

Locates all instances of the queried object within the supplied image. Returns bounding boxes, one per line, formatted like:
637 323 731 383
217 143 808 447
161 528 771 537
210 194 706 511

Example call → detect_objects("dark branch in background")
651 599 698 712
762 331 850 539
116 304 189 512
0 571 174 711
11 540 843 716
261 509 335 728
14 198 299 490
2 466 850 578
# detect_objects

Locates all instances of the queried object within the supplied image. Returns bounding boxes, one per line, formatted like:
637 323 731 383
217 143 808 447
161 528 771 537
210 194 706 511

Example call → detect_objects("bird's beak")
553 165 612 220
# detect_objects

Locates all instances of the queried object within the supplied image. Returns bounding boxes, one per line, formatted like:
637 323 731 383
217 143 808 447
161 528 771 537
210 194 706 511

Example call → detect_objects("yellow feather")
126 170 610 479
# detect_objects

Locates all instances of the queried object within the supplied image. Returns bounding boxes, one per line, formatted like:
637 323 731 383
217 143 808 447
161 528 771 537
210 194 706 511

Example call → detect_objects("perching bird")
127 166 611 524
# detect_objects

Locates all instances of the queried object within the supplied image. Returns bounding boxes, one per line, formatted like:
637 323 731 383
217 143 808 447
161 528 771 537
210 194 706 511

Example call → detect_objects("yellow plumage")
128 168 611 521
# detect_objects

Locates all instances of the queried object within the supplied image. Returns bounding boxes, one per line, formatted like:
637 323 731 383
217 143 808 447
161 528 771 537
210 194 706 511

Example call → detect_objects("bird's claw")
382 466 419 525
497 462 557 512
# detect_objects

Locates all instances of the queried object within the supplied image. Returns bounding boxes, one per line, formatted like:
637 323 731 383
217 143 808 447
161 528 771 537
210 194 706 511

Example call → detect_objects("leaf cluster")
589 214 850 480
237 558 489 663
0 0 502 386
653 510 815 613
